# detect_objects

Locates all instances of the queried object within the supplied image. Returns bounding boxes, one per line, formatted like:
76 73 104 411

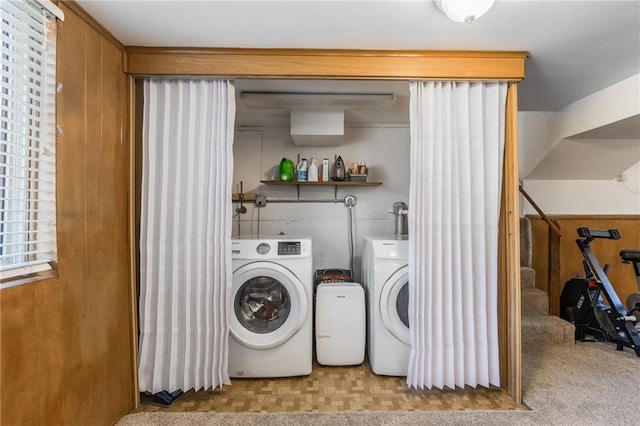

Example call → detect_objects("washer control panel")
231 238 311 259
278 241 301 256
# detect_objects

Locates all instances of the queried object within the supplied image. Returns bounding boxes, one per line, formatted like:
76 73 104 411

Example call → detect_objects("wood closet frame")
124 47 526 404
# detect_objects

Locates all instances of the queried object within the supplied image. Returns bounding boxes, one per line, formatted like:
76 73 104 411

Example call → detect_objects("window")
1 0 62 286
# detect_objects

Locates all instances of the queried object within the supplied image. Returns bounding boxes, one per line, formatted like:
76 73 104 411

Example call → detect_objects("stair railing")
519 184 563 315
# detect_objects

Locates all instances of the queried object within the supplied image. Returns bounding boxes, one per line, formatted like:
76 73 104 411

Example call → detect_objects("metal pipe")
392 201 408 236
263 198 343 203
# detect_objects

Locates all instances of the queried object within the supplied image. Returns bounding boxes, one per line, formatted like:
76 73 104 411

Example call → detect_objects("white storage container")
315 282 366 366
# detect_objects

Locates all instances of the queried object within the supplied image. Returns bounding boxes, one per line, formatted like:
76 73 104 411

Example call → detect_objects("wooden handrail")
519 184 563 316
519 184 562 236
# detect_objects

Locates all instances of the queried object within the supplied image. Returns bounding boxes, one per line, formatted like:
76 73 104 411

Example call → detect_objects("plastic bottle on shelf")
297 158 308 181
322 157 330 182
308 154 319 182
279 157 294 181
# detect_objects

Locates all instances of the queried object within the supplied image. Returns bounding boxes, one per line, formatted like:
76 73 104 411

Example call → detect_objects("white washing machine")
361 236 411 376
229 237 313 378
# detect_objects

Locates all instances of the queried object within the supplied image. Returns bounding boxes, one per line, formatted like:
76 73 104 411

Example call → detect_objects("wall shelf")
260 180 382 187
260 180 382 198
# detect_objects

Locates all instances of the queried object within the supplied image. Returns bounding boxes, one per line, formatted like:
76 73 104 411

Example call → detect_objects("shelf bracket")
257 180 382 203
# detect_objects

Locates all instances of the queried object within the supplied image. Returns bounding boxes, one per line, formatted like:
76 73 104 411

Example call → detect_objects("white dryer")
362 236 410 376
229 237 313 378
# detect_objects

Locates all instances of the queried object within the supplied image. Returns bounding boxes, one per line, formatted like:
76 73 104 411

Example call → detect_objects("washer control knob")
256 243 270 255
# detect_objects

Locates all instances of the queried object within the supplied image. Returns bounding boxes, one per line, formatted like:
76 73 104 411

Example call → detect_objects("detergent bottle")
297 158 308 181
279 158 294 181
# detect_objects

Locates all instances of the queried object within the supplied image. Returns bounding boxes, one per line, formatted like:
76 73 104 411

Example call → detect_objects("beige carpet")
117 340 639 425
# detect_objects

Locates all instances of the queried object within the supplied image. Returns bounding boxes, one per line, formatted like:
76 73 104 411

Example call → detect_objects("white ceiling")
76 0 640 112
75 0 640 179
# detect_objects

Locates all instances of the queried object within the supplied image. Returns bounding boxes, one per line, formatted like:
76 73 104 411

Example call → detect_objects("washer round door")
379 265 410 345
230 262 308 350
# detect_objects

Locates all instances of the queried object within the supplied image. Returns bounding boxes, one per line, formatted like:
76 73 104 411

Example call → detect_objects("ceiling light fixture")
239 92 396 110
435 0 496 24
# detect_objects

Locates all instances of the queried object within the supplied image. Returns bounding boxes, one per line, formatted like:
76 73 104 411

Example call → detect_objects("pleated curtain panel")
407 81 508 390
138 79 236 393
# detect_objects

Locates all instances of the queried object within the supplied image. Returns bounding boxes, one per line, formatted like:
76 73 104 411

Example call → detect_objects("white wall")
550 74 640 144
519 74 640 215
520 75 639 179
518 111 554 179
233 127 410 280
522 162 640 215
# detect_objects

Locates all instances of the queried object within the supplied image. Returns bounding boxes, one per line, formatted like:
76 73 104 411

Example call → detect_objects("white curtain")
138 79 235 393
407 81 508 390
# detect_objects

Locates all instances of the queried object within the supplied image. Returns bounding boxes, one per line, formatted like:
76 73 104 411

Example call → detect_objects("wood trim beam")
126 75 140 408
504 83 522 403
124 47 527 80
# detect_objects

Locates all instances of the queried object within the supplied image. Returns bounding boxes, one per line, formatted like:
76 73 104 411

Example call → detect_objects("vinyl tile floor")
138 360 526 413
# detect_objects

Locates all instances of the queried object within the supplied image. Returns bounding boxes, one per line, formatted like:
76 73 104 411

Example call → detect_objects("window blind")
1 0 58 285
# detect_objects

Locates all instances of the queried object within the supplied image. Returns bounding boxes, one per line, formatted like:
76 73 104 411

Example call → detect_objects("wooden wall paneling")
559 222 587 298
33 279 65 424
100 34 135 419
1 284 42 425
530 218 549 293
56 3 134 424
57 6 91 424
1 279 64 426
84 23 106 426
2 284 36 424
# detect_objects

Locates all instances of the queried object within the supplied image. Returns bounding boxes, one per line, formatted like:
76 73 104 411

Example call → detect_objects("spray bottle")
308 154 319 182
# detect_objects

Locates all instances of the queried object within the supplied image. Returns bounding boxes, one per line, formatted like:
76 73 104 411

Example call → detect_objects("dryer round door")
230 262 308 350
379 265 410 345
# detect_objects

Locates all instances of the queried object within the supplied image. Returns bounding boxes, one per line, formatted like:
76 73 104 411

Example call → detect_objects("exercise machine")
620 248 640 319
560 262 609 342
560 227 640 356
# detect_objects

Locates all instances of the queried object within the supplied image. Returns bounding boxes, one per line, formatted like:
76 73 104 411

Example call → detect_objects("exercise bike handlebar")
577 227 621 243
